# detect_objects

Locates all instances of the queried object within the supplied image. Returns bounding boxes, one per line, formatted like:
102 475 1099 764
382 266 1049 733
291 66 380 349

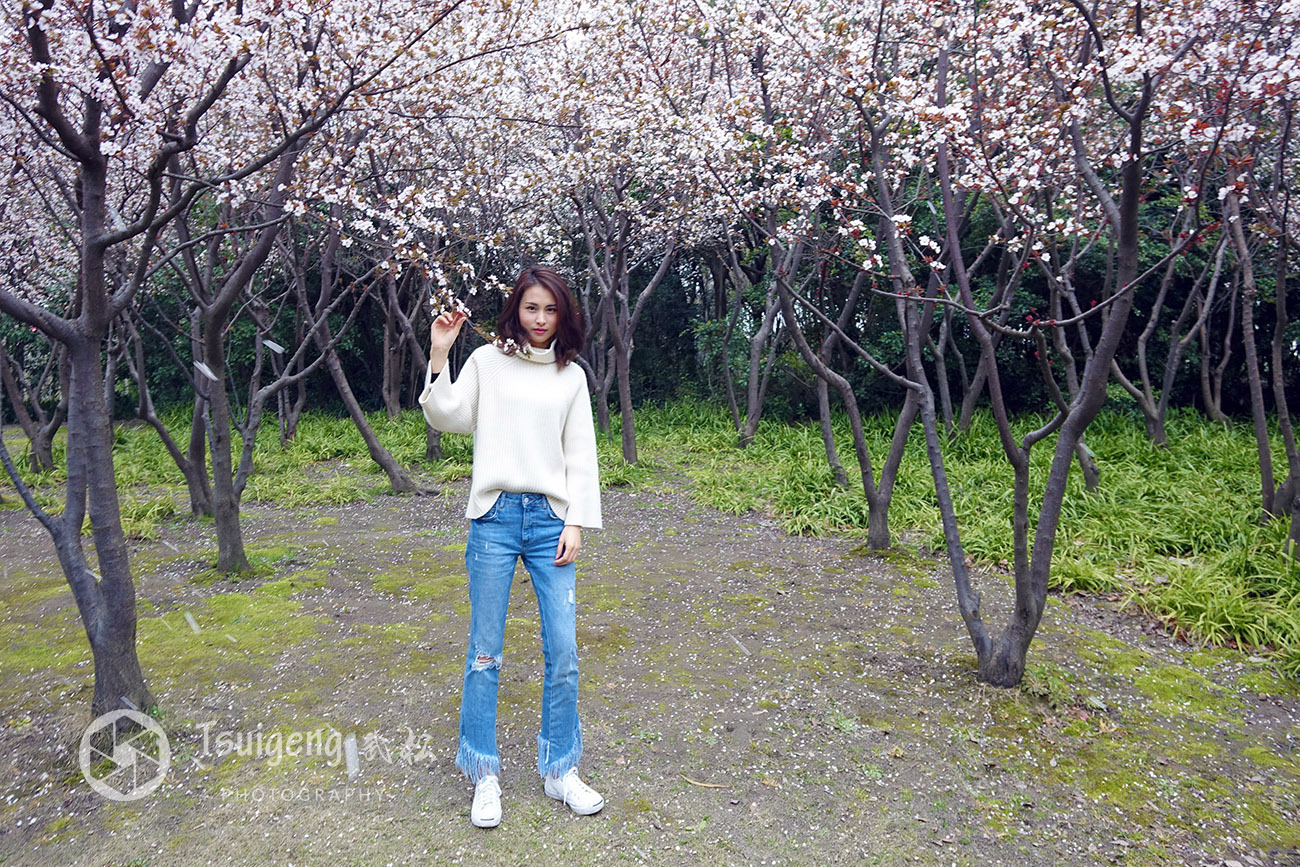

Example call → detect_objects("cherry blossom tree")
494 3 725 462
908 0 1234 684
0 0 509 712
690 0 931 549
1204 5 1300 537
681 0 1286 686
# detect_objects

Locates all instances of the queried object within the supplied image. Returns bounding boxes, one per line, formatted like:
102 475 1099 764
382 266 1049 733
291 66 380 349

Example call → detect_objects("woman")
419 266 603 829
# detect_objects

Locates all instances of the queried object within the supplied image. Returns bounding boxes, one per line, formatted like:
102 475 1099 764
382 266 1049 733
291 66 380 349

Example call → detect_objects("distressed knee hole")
472 651 501 672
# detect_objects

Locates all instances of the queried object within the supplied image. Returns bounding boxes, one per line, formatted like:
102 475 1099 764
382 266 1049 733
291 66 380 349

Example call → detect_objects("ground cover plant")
0 409 1297 866
630 402 1300 678
5 400 1298 679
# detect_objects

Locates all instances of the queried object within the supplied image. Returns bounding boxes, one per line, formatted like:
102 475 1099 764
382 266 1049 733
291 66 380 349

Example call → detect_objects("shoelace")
558 771 594 801
476 778 500 807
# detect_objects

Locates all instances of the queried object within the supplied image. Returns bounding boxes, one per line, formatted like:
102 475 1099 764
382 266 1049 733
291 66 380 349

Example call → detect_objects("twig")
680 774 729 789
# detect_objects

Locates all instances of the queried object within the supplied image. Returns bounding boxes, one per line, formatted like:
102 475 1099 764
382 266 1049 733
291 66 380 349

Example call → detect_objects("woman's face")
519 284 559 349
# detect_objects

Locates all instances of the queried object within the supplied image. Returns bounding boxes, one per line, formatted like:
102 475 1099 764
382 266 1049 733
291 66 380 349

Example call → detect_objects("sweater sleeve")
418 354 479 435
561 381 602 529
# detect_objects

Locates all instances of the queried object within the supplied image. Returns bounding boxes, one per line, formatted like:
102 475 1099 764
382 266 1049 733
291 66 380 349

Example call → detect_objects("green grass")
620 401 1300 677
3 399 1297 675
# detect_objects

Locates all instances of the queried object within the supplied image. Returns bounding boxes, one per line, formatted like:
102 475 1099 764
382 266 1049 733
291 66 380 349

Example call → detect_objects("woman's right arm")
427 311 466 375
418 312 478 434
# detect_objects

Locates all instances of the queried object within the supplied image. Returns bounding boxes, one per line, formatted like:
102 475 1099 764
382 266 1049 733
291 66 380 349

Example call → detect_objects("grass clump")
118 494 182 539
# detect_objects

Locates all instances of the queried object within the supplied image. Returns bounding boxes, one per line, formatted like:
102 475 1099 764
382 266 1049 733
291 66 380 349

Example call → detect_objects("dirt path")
0 468 1297 866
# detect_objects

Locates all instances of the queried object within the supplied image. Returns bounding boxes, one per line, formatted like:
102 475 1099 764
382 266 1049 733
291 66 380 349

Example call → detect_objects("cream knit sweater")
419 342 602 528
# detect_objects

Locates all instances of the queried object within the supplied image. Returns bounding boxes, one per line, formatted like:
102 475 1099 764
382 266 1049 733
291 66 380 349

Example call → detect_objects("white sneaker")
471 775 501 828
543 768 604 815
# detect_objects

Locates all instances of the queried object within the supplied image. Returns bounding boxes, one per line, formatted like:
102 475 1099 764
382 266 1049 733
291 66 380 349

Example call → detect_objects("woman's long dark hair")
496 267 584 368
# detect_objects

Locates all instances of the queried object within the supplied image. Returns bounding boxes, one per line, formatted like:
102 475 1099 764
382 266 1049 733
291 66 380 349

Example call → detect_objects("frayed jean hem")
537 729 582 780
456 741 501 784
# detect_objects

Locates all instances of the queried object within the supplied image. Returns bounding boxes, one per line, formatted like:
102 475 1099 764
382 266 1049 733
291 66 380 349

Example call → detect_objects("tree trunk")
202 315 251 573
321 338 419 492
1 299 155 721
1075 441 1101 491
122 315 213 515
2 340 64 474
70 335 155 716
595 357 613 434
103 321 121 420
1111 219 1196 448
1156 238 1227 438
615 349 636 464
589 317 613 434
279 314 307 447
1204 276 1237 424
30 412 63 476
0 356 155 718
607 294 637 464
66 149 155 713
1226 185 1275 515
738 288 780 447
1197 315 1225 421
186 397 213 515
1110 358 1166 445
300 218 419 493
425 425 443 462
718 261 746 432
381 278 403 419
932 308 956 434
771 244 896 549
1036 330 1102 492
1268 204 1299 543
925 29 1152 686
816 378 848 487
0 339 56 472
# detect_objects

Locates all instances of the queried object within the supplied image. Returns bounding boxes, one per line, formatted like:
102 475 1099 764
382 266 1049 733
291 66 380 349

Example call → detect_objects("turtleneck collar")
504 340 556 365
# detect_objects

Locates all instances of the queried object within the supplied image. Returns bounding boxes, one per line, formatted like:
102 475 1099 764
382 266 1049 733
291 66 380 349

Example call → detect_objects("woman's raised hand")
430 310 468 352
428 310 468 372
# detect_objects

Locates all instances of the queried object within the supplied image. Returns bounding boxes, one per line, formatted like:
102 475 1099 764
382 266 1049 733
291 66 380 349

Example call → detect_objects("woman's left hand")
555 526 582 566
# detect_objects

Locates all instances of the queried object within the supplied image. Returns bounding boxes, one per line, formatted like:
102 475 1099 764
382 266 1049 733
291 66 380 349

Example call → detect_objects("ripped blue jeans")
457 492 582 783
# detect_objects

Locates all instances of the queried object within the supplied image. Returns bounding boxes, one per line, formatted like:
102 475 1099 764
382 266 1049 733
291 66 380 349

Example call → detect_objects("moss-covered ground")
0 455 1296 865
